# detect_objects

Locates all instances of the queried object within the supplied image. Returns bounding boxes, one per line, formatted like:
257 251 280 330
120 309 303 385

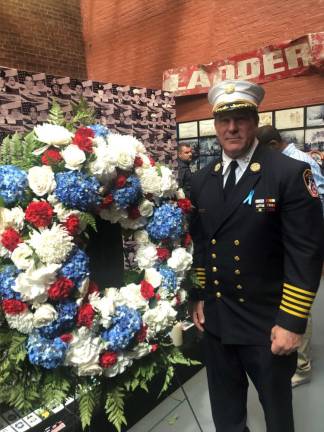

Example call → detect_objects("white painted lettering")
187 70 211 90
285 42 311 69
263 50 286 75
237 58 261 79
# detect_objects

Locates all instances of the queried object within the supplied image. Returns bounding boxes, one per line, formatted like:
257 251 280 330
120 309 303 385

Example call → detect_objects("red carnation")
128 206 140 219
140 280 155 300
88 281 99 295
148 156 155 166
77 303 95 328
41 148 62 165
72 127 95 153
48 277 74 301
183 232 192 248
157 247 170 261
101 194 114 209
136 325 148 342
25 201 53 228
1 228 22 252
155 293 161 301
64 214 80 236
100 351 118 368
134 156 143 167
2 299 28 315
60 333 73 343
177 198 192 214
115 175 127 189
150 344 159 352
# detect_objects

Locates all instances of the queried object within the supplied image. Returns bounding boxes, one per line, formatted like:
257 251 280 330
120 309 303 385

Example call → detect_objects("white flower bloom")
160 166 178 197
33 303 58 328
176 188 186 199
77 363 103 376
28 224 73 264
143 301 177 337
107 134 136 170
11 243 34 270
119 216 146 230
48 195 81 223
103 352 133 378
88 140 117 181
61 144 86 170
14 263 60 302
138 199 154 217
145 268 162 288
0 208 11 234
117 283 149 311
138 167 162 196
135 243 157 269
3 207 25 231
99 205 127 224
89 288 117 328
64 327 104 375
0 244 9 258
34 124 73 147
28 166 56 197
128 342 151 359
133 230 149 245
5 310 34 334
167 247 193 272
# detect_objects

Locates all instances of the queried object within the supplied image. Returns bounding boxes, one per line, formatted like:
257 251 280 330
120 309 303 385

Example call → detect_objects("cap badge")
225 84 236 94
214 162 222 172
250 162 261 172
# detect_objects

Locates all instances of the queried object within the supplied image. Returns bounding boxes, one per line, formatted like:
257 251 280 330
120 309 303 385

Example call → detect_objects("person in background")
257 125 324 388
177 143 193 197
190 79 323 432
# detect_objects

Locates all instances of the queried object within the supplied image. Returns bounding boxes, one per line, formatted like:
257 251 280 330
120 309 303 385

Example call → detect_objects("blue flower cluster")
112 176 142 209
147 204 183 242
89 124 109 137
60 248 90 287
0 165 27 205
158 265 177 293
101 305 142 351
39 301 78 339
0 266 21 300
54 171 101 211
27 331 68 369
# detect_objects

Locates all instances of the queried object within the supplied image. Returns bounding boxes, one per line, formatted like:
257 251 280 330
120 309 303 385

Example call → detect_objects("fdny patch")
303 169 319 198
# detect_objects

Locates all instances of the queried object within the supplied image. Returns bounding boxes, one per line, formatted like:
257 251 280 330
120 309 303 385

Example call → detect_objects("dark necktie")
224 160 238 201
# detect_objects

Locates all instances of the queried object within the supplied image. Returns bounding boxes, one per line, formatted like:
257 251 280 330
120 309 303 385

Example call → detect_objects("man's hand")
191 301 205 332
271 325 302 355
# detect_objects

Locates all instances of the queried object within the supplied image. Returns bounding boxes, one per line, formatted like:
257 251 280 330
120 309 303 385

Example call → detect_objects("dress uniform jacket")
190 143 323 345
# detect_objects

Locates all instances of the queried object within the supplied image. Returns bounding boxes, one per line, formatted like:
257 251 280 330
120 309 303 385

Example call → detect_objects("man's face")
24 76 34 90
75 84 83 95
214 110 258 158
178 146 192 162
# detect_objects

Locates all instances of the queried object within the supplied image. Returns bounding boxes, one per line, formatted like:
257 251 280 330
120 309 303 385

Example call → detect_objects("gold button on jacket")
216 292 222 298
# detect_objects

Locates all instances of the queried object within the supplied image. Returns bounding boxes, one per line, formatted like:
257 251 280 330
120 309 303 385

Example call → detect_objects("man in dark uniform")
177 143 193 197
189 80 323 432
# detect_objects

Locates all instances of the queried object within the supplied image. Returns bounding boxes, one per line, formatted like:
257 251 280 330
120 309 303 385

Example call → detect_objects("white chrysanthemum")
138 167 162 196
28 224 73 264
61 144 86 170
11 242 34 270
5 310 34 334
143 301 177 337
89 288 117 328
14 263 60 302
99 204 127 224
117 283 149 311
33 303 58 328
107 133 137 170
34 124 73 147
88 139 117 181
135 243 158 269
145 268 162 288
167 247 193 272
103 352 133 378
28 166 56 197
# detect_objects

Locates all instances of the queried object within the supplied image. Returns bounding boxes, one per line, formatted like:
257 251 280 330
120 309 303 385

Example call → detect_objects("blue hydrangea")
158 265 177 292
112 176 142 209
0 266 21 300
89 124 110 137
59 248 90 287
101 305 142 351
27 331 68 369
147 204 183 242
0 165 27 205
54 171 101 211
39 301 77 339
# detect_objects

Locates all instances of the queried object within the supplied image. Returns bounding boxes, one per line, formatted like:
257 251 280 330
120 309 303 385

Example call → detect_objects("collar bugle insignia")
225 84 235 94
214 162 221 172
250 162 261 172
303 169 319 198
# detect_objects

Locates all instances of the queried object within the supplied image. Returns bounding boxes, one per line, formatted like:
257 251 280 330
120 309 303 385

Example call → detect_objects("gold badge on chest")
214 162 222 172
250 162 261 172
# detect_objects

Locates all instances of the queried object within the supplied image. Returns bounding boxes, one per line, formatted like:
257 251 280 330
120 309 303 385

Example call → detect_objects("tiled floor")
129 278 324 432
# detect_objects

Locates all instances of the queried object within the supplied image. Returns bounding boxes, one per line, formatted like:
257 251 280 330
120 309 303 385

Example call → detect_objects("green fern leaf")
105 386 127 432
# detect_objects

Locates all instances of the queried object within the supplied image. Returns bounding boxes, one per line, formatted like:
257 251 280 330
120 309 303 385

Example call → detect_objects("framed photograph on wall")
199 119 215 136
280 129 305 151
275 107 304 130
199 136 221 156
199 154 217 169
178 121 198 139
306 105 324 127
258 111 273 127
305 128 324 151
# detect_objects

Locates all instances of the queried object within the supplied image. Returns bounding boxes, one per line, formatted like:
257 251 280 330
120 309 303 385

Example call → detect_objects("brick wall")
0 0 87 78
81 0 324 121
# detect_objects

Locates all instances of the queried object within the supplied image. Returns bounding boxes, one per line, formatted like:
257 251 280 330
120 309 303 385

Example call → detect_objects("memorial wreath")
0 103 198 430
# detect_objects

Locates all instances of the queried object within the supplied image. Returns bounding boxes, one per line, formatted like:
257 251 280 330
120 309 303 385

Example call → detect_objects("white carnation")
117 283 149 311
143 301 177 337
33 303 58 328
34 124 73 147
11 243 34 270
28 224 73 264
5 310 34 334
145 268 162 288
135 243 157 269
28 166 56 197
138 199 154 217
167 247 193 272
61 144 86 170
